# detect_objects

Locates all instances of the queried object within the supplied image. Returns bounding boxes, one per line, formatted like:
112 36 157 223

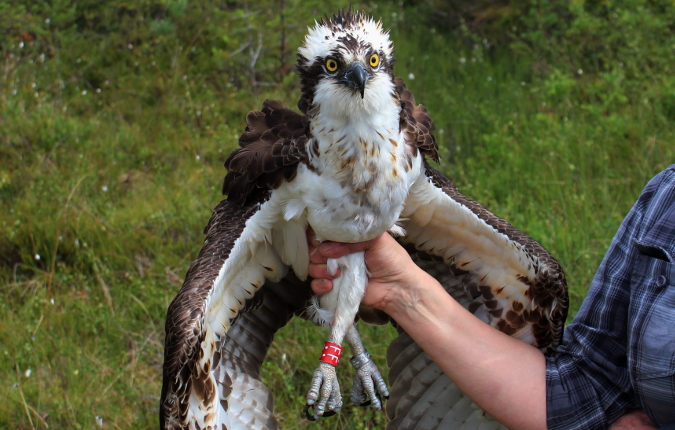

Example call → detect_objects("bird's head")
296 10 395 115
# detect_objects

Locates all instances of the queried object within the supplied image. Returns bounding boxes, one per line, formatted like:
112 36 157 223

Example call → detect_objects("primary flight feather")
160 10 568 430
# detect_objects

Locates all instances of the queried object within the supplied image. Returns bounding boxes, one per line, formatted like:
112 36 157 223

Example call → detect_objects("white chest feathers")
276 111 423 243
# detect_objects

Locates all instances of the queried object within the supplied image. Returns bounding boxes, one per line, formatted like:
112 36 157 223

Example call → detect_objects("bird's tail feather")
386 330 507 430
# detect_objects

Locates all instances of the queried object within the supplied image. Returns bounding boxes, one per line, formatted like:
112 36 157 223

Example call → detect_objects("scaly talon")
305 362 342 420
350 350 389 410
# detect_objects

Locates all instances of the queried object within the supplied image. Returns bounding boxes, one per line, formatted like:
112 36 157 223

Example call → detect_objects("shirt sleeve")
546 167 675 430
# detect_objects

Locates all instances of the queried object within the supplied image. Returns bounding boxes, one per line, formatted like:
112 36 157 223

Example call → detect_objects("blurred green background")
1 0 674 428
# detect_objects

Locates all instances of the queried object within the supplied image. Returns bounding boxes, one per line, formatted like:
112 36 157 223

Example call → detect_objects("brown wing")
395 77 440 163
385 164 568 429
161 99 313 429
223 100 310 206
160 194 312 430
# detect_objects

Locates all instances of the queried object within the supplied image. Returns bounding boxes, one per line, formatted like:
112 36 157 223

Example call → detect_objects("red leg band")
319 341 343 367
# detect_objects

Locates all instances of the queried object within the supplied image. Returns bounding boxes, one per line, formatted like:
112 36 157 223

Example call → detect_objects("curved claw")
303 404 316 421
305 362 342 420
304 404 337 421
350 350 389 410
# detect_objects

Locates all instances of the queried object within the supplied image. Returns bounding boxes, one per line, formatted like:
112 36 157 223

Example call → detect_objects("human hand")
306 230 432 312
608 410 657 430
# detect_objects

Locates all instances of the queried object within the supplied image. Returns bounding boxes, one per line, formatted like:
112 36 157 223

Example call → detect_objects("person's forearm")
382 270 547 430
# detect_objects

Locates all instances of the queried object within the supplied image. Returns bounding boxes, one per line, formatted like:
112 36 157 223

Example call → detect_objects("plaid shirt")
546 165 675 429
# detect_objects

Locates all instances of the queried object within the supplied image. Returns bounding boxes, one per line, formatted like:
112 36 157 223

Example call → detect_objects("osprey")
160 10 568 430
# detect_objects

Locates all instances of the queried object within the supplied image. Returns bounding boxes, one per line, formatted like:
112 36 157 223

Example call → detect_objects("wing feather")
223 100 310 206
395 77 440 163
401 165 568 348
384 163 567 429
160 189 311 429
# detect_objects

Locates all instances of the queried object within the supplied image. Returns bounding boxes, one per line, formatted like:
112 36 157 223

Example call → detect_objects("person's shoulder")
641 165 675 197
652 164 675 182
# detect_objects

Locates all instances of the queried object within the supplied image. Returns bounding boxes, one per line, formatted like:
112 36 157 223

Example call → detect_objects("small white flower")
407 73 415 80
96 88 101 93
128 43 133 50
487 76 492 81
101 185 108 192
95 416 104 427
32 82 36 88
460 57 466 64
81 90 87 95
34 92 39 98
50 298 55 305
19 42 24 48
577 69 583 75
25 369 31 378
34 254 40 261
195 155 200 160
45 18 50 24
521 81 526 86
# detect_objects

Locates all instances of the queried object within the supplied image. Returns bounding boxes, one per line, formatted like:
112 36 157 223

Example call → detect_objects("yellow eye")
325 58 339 72
369 54 380 68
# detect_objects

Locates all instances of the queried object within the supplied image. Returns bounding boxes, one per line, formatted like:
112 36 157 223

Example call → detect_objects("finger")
311 279 332 295
308 263 340 280
309 249 328 264
318 240 370 258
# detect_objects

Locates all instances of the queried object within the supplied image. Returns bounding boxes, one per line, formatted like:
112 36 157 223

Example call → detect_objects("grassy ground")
1 2 674 429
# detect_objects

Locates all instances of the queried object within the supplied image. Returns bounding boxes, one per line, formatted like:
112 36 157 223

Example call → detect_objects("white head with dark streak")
296 10 396 117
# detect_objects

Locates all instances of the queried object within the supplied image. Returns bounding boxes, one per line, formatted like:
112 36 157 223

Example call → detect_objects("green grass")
1 2 674 429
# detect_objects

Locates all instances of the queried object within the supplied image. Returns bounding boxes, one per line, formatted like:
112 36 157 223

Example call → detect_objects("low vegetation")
1 0 673 428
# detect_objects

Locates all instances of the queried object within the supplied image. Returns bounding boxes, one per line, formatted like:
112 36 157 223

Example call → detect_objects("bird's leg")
345 324 389 410
305 251 367 420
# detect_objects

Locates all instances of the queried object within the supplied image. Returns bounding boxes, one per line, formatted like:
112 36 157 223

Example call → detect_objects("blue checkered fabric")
547 165 675 429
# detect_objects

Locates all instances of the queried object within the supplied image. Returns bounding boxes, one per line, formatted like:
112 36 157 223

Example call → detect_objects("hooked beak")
339 62 371 99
